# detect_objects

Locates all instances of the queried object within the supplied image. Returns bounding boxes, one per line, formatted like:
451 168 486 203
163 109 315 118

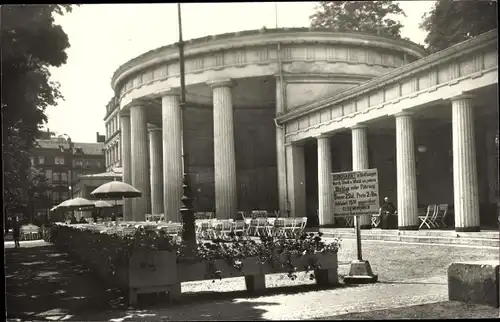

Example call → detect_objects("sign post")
332 169 379 284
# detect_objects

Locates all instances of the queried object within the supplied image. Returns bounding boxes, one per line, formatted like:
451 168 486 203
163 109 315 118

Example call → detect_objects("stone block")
245 275 266 293
448 261 499 308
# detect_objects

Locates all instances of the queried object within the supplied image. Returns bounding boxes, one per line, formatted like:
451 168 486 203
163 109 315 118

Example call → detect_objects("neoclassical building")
104 97 122 172
110 28 498 232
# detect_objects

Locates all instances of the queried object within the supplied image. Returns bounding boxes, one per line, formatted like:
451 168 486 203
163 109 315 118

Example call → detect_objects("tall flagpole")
177 3 196 253
275 2 278 29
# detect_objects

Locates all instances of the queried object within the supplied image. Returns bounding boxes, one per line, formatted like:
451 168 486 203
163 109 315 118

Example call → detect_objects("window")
30 157 35 166
75 159 84 168
85 160 93 168
52 191 60 201
55 156 65 164
61 191 68 200
96 161 101 168
52 172 60 182
38 156 45 164
61 172 68 183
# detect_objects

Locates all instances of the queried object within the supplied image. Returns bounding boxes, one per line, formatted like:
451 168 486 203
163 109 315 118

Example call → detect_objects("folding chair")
293 217 307 237
272 218 286 237
282 218 296 238
419 204 437 229
214 220 234 240
431 204 448 228
247 219 259 236
233 220 246 237
258 218 272 236
344 216 354 227
371 211 381 228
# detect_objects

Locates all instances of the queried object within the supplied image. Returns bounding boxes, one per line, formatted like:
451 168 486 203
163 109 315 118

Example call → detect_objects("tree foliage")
420 0 498 53
1 5 74 211
309 1 406 38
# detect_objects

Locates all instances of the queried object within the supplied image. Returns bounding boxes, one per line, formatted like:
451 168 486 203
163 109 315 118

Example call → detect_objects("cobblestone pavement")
5 238 499 321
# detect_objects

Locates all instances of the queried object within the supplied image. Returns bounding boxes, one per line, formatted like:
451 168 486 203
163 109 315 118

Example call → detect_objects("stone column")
351 125 372 229
451 94 480 232
395 112 419 230
130 105 150 221
162 93 183 223
119 113 133 221
276 78 288 215
317 135 334 225
148 125 164 216
286 144 306 217
208 79 237 220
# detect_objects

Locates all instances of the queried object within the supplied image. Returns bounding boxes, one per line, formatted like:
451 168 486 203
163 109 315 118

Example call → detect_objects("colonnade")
284 94 481 232
119 79 237 221
119 82 481 232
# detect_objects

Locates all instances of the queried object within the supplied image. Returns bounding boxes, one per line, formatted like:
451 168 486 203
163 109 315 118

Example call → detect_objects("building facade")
104 97 122 172
31 135 106 217
73 170 123 220
109 28 498 231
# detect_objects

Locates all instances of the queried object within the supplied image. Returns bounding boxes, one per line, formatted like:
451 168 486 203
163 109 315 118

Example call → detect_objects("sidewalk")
5 239 499 320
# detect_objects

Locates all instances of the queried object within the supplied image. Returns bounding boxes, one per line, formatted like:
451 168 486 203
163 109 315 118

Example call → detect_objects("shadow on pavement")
317 301 499 320
5 242 126 321
5 241 354 321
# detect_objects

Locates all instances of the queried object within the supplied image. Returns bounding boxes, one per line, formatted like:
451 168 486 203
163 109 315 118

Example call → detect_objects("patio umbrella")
93 200 115 219
57 197 96 211
90 180 142 199
93 200 114 208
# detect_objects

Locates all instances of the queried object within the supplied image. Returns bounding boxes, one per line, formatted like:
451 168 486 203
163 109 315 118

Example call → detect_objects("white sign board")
331 169 380 217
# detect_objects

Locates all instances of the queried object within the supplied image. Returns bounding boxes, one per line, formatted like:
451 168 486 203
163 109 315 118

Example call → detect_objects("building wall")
31 139 105 218
104 98 122 171
184 105 277 211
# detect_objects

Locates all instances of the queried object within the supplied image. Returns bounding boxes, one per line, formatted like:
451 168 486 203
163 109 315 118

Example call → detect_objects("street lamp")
177 3 196 254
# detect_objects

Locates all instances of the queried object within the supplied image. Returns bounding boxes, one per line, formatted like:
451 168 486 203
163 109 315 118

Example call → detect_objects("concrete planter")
52 224 339 307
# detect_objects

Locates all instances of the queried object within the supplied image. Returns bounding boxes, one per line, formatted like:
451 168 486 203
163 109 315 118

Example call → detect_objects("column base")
455 226 481 232
360 225 372 230
398 225 419 230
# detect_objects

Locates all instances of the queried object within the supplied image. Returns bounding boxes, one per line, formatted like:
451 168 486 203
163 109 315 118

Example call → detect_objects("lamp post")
177 3 196 255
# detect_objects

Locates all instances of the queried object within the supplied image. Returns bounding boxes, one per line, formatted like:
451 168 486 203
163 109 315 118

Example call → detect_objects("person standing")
12 216 21 248
380 197 397 229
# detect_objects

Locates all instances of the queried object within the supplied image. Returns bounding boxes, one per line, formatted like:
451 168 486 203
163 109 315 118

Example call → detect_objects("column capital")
127 100 149 110
394 111 413 118
207 78 233 89
147 124 162 132
157 89 180 98
119 111 130 118
316 134 331 140
350 124 367 130
450 93 475 102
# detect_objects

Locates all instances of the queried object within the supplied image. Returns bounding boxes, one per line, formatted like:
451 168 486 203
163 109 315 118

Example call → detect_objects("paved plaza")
5 238 499 320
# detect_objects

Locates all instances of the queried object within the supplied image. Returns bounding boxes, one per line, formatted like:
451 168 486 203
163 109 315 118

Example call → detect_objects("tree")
27 168 53 223
309 1 406 38
420 0 498 53
1 5 75 214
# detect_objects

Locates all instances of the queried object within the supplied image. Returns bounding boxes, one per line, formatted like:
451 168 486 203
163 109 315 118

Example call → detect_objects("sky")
45 1 436 143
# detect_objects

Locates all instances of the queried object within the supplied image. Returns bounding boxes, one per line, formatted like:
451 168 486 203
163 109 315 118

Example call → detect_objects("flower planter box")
127 250 179 305
50 224 340 307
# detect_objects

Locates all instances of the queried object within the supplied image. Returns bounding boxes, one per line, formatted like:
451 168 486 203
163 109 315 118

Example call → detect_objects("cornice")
104 130 120 145
111 28 427 91
276 29 497 124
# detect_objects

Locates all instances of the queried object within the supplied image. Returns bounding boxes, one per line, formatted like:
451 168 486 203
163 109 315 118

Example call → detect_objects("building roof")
80 169 122 179
72 142 105 155
35 139 104 155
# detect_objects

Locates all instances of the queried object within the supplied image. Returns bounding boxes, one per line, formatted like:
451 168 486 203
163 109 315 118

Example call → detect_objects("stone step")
319 228 499 239
321 231 499 248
